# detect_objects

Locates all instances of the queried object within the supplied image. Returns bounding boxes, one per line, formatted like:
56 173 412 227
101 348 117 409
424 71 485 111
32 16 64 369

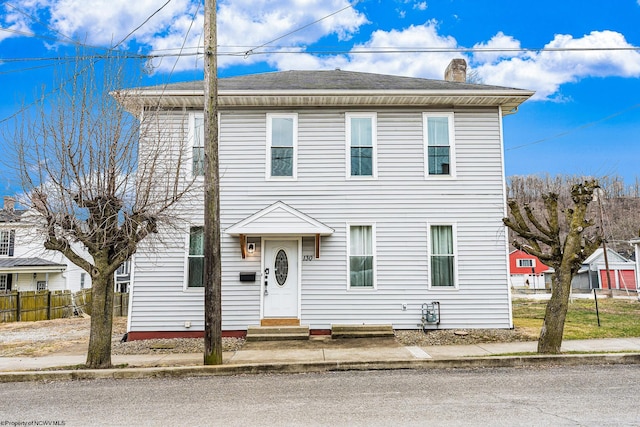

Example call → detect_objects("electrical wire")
507 103 640 151
112 0 173 49
242 0 361 57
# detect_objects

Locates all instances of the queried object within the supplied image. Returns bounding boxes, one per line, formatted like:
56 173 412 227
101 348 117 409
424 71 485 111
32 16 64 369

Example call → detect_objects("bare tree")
507 174 640 257
504 180 602 354
8 54 195 368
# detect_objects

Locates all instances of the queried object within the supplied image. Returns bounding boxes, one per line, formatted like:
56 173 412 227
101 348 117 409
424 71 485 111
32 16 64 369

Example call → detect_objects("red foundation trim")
125 329 332 341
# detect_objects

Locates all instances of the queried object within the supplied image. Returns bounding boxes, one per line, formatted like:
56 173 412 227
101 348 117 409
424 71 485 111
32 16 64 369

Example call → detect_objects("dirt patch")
1 316 538 357
0 316 128 357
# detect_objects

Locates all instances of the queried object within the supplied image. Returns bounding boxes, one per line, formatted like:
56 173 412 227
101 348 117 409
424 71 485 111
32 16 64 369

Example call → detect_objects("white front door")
263 240 299 318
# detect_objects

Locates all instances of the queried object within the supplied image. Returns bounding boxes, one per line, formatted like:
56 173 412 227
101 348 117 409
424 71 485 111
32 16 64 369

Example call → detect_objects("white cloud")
414 2 428 11
3 1 640 101
475 30 640 99
472 32 522 64
272 21 460 80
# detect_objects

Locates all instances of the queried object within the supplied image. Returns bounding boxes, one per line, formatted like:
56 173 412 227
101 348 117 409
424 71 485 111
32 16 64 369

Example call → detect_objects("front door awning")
225 201 334 237
225 201 334 259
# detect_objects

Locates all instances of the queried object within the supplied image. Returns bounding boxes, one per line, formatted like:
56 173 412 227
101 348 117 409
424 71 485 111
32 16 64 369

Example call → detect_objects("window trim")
266 113 298 180
345 112 377 179
0 229 15 257
423 112 456 179
189 113 205 179
427 223 459 289
184 226 205 291
517 258 535 268
346 223 377 290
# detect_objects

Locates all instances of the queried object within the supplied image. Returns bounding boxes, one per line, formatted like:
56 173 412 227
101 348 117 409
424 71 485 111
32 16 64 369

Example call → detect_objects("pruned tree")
504 180 602 354
7 53 195 368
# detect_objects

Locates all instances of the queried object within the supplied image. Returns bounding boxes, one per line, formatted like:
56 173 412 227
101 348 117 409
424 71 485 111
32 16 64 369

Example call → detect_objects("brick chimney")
444 58 467 83
3 196 15 212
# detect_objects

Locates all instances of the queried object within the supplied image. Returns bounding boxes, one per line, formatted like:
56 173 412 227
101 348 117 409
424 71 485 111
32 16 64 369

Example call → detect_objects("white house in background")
572 247 637 291
124 60 534 339
0 197 92 292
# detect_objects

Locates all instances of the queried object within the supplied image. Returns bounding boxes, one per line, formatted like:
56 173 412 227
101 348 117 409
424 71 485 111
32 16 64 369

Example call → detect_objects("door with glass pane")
263 240 299 318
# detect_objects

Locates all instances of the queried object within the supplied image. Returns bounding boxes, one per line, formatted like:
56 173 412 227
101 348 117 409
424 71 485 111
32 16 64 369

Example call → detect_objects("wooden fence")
73 289 129 317
0 290 128 323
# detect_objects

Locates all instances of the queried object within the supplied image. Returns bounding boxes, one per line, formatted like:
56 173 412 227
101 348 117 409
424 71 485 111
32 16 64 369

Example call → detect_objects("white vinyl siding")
129 107 513 333
266 113 297 179
424 112 455 177
346 113 377 178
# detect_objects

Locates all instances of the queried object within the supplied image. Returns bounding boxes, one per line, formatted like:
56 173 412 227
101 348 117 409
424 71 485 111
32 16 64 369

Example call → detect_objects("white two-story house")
0 197 92 292
124 60 534 339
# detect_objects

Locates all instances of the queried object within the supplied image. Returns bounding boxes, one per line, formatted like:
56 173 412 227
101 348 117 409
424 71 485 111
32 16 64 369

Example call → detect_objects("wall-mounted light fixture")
247 242 255 254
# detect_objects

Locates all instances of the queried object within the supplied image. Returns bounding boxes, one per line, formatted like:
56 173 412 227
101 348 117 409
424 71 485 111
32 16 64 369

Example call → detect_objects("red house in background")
509 249 550 290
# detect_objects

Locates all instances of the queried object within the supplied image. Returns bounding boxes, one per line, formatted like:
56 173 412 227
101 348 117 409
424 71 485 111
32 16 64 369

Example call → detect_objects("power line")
507 103 640 151
242 0 361 57
113 0 173 49
2 44 639 65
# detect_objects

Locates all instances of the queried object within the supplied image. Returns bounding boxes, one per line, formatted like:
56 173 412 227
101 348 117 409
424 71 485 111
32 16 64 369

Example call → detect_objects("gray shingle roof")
0 209 26 223
0 257 66 268
140 69 524 92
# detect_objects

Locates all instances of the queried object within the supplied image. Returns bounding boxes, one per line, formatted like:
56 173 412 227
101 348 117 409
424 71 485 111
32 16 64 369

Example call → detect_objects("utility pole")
203 0 222 365
595 188 613 298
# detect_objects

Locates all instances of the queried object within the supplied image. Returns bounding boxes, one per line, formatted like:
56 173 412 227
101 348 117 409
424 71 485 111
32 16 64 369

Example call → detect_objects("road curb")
2 353 640 383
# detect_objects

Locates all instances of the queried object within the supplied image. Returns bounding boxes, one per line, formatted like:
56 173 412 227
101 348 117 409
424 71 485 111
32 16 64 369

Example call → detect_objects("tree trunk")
86 270 115 369
537 268 572 353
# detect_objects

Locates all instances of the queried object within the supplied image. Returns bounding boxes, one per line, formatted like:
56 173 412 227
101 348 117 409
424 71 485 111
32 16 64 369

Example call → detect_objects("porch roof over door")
225 201 334 237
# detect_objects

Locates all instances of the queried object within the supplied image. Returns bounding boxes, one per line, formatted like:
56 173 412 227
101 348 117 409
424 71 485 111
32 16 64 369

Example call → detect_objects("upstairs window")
187 227 204 288
429 225 456 287
424 113 455 176
0 230 15 257
346 113 377 178
267 114 297 178
192 115 205 177
517 258 535 268
348 225 375 288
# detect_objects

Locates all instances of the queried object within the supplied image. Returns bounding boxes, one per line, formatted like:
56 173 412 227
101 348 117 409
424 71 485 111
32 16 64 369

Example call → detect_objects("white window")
80 273 86 290
517 258 535 268
266 114 298 179
0 229 15 256
0 274 7 291
116 260 131 276
424 113 455 177
36 281 47 291
191 115 205 177
348 225 376 288
346 113 377 178
429 224 457 287
187 227 204 288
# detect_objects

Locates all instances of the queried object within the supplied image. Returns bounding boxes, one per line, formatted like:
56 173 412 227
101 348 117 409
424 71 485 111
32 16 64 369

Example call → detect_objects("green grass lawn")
512 297 640 340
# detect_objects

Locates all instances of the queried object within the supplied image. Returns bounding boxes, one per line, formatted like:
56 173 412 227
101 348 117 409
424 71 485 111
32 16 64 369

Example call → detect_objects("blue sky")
1 0 639 196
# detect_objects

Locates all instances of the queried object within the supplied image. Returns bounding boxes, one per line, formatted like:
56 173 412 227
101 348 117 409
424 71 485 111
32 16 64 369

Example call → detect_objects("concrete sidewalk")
1 337 640 382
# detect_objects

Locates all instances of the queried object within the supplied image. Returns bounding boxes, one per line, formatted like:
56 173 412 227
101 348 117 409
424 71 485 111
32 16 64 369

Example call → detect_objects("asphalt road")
2 365 639 426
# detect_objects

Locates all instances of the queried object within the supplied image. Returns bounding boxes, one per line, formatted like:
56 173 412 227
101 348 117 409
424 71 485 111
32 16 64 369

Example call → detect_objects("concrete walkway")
2 337 640 382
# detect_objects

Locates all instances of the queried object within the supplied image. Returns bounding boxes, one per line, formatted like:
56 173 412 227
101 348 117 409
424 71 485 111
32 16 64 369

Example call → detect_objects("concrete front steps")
246 326 310 341
331 324 394 339
246 324 395 341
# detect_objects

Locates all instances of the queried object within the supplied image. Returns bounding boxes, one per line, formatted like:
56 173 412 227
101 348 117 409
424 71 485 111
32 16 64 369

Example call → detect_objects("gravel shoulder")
1 316 537 357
